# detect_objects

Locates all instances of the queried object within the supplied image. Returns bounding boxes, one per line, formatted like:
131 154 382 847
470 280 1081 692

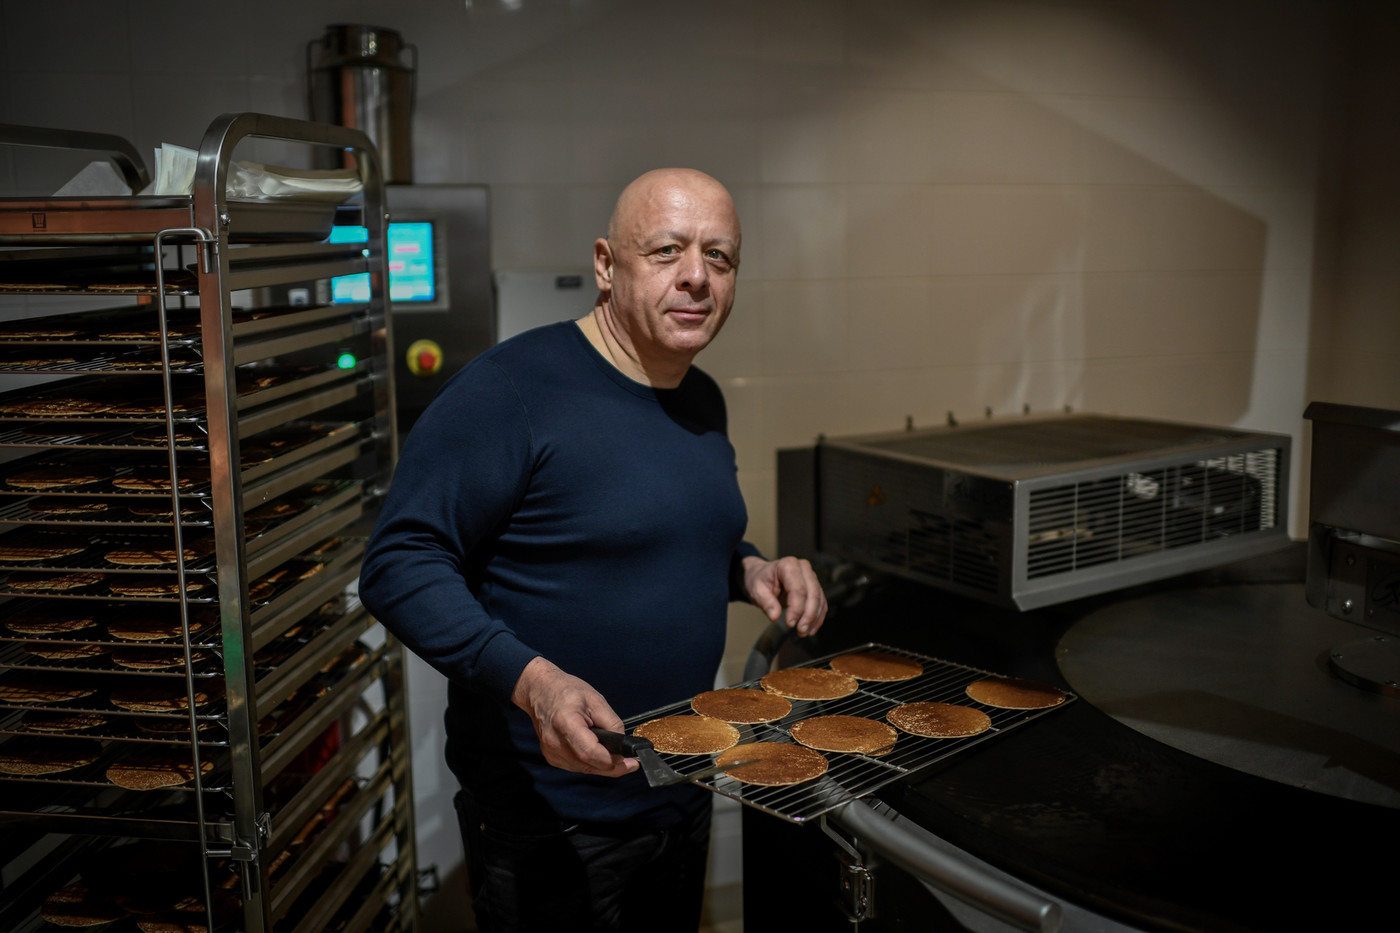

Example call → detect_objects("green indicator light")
337 352 357 370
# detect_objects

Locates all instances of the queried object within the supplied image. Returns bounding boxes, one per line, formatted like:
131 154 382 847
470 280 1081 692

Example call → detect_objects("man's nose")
677 248 709 291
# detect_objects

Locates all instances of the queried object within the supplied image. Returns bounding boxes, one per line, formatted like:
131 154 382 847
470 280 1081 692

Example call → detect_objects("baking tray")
0 420 363 501
0 363 359 422
623 642 1076 824
0 195 345 244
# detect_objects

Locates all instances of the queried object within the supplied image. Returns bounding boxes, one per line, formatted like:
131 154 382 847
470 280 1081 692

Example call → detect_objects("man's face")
595 173 741 372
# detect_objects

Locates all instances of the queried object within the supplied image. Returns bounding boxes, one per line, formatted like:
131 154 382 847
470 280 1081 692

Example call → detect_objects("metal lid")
1304 400 1400 434
311 24 408 67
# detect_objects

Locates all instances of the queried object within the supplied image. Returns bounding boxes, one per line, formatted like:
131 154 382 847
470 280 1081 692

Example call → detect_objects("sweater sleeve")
728 540 764 602
359 360 542 702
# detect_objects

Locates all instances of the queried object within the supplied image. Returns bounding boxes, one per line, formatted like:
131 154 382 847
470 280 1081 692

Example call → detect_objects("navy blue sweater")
359 322 759 823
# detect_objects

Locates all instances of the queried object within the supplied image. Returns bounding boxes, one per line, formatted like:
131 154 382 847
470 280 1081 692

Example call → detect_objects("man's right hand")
511 656 638 778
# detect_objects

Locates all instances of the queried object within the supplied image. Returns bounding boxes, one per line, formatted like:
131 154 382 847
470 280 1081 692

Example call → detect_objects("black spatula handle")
590 727 653 756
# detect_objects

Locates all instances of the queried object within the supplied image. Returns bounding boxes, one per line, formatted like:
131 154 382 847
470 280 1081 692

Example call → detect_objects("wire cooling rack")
622 643 1076 824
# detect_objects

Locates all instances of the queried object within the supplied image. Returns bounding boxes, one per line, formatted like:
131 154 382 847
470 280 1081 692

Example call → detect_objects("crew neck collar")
569 320 687 399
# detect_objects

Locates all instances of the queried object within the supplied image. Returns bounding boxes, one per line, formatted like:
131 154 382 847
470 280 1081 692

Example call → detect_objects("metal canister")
307 24 417 183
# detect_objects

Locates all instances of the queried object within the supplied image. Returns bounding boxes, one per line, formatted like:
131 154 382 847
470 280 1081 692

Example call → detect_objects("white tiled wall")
4 0 1396 921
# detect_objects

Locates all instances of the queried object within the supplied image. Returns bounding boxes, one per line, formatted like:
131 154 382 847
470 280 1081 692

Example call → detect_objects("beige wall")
1307 1 1400 414
1 0 1394 664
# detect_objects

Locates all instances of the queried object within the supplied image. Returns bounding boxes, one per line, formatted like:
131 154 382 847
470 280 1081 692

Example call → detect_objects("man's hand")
741 555 828 637
511 656 637 777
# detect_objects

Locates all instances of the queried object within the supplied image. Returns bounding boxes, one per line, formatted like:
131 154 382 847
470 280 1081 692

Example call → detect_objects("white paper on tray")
53 161 136 197
226 161 362 202
152 143 198 197
148 143 362 203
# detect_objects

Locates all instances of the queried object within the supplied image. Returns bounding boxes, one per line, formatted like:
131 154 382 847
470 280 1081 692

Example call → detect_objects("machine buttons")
406 338 444 377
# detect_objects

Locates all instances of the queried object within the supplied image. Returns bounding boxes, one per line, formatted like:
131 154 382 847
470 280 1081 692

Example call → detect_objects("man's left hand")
741 555 828 637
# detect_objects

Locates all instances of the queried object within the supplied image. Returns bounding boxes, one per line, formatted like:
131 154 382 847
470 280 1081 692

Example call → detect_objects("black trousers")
454 789 712 933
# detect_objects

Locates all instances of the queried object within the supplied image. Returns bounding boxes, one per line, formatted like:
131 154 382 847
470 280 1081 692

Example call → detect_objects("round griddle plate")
1057 582 1400 809
796 550 1399 932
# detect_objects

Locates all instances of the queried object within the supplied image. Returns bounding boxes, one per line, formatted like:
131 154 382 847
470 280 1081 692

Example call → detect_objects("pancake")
132 423 204 445
112 646 209 670
112 467 209 491
789 714 898 755
3 572 104 592
134 888 240 933
239 445 274 467
829 649 924 682
109 349 202 369
26 496 113 514
19 710 109 733
248 579 277 603
965 676 1067 709
0 397 113 416
633 715 739 755
110 680 218 712
0 736 102 775
0 672 97 704
106 747 214 790
887 702 991 738
106 575 211 597
320 642 369 676
760 667 859 701
0 322 84 339
691 688 791 724
125 500 205 519
6 465 111 490
105 538 213 567
40 882 125 927
0 533 91 562
246 498 306 522
106 606 215 641
24 640 108 660
4 605 100 634
96 320 200 339
0 355 79 368
715 742 828 786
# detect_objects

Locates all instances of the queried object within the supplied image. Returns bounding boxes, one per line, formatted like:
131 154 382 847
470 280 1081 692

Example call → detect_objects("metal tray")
623 642 1076 824
0 195 344 244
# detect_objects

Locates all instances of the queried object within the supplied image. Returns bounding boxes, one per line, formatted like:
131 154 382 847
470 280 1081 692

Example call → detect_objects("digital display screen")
329 221 437 304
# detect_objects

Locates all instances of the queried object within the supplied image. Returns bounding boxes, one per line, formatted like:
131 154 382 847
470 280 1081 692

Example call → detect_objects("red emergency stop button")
406 338 444 377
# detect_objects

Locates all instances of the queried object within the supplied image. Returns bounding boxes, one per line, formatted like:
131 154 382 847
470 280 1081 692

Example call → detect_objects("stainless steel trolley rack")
0 114 416 933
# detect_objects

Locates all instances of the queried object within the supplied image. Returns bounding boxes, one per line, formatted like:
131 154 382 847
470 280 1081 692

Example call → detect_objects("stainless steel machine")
1304 401 1400 697
375 184 494 438
734 410 1398 932
813 413 1290 609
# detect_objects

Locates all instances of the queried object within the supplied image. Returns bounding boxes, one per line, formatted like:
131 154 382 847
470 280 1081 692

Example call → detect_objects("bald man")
361 168 826 932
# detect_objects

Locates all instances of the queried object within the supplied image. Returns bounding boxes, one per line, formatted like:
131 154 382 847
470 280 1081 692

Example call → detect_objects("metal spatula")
590 727 755 788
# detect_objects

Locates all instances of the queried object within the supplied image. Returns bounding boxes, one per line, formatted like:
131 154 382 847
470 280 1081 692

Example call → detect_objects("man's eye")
657 245 679 255
706 249 732 265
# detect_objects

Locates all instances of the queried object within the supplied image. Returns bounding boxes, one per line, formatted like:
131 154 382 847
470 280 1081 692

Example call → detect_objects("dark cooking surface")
780 544 1399 932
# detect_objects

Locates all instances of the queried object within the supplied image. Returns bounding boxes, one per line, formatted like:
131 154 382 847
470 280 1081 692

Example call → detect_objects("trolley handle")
0 123 149 194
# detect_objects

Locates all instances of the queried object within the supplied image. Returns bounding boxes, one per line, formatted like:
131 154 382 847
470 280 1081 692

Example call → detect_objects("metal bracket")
838 858 875 924
221 814 270 863
822 815 875 923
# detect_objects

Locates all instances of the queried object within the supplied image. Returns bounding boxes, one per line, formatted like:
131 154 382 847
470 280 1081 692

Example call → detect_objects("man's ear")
593 238 613 292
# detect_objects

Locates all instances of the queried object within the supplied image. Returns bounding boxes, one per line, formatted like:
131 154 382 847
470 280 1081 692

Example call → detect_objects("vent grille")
1025 448 1280 580
907 509 1002 593
820 453 1003 595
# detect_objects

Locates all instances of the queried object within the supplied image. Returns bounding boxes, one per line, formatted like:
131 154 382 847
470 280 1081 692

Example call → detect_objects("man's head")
592 168 741 386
